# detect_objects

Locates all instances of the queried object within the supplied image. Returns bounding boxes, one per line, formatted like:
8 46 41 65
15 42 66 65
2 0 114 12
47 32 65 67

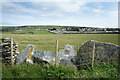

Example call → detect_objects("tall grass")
2 61 119 78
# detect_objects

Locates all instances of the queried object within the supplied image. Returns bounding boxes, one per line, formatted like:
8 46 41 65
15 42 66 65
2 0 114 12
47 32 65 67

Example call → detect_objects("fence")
16 40 77 68
1 38 119 69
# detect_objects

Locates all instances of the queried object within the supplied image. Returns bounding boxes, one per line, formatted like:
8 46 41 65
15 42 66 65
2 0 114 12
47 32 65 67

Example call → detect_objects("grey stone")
33 44 77 67
76 40 120 67
58 44 77 67
33 51 56 64
16 45 36 64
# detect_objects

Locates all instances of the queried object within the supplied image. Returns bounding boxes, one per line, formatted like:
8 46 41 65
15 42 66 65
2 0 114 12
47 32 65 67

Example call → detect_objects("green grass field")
2 31 119 78
2 31 119 52
2 30 53 34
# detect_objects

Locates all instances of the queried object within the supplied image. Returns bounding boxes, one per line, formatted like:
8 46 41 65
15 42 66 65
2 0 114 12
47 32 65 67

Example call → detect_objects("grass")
2 30 53 34
2 33 119 52
2 63 79 78
1 32 119 78
2 61 119 78
79 61 119 78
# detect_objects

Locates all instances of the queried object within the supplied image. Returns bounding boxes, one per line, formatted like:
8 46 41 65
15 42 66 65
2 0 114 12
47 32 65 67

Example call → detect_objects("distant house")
15 30 22 31
35 29 40 30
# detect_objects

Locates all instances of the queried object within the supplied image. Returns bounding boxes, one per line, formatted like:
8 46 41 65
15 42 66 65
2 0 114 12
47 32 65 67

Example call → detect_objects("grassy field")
2 30 53 34
2 32 119 52
1 31 119 78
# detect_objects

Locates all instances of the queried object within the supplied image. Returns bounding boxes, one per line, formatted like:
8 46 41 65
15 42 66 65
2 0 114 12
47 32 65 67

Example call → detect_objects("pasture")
2 33 119 52
1 31 119 78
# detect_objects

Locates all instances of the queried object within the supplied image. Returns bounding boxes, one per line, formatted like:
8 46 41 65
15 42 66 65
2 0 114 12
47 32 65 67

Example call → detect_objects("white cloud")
31 2 87 15
97 5 103 8
3 14 39 25
92 9 104 14
2 2 66 17
31 1 87 13
2 0 120 2
2 2 40 14
109 11 118 16
40 11 63 17
40 11 64 17
42 7 48 10
55 2 86 13
1 2 118 28
2 0 73 2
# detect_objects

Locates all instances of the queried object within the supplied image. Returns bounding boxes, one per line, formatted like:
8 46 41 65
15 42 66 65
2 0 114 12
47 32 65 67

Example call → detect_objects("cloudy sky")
1 1 118 28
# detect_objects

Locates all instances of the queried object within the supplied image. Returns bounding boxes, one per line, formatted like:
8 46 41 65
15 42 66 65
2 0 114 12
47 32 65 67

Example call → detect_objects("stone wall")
76 40 120 67
17 44 77 67
2 38 119 68
0 38 19 64
32 44 76 67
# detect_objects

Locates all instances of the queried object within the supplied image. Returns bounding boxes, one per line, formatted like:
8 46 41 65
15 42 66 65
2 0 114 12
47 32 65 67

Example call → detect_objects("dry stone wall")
76 40 120 67
0 38 19 64
1 38 119 69
17 44 77 67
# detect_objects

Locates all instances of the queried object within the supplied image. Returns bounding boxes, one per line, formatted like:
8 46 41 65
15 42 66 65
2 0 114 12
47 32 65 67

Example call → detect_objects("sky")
1 1 119 28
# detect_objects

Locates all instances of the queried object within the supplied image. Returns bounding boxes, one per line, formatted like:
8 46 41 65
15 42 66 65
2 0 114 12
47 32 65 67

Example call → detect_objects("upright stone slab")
77 40 120 67
64 44 77 56
58 44 77 66
16 45 36 64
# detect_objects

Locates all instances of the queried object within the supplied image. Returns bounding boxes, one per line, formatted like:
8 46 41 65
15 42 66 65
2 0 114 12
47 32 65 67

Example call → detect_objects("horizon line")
0 24 118 28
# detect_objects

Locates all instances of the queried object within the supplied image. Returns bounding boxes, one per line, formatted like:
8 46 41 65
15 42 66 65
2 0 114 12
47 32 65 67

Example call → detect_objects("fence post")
77 46 79 58
55 40 58 68
11 38 14 66
92 42 95 68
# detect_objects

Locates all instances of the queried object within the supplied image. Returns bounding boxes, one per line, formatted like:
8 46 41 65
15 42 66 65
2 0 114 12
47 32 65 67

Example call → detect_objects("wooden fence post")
55 40 58 68
92 42 95 68
11 38 14 66
77 46 79 58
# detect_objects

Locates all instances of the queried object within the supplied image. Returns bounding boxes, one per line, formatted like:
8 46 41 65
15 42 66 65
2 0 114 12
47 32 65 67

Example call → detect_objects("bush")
28 32 34 34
